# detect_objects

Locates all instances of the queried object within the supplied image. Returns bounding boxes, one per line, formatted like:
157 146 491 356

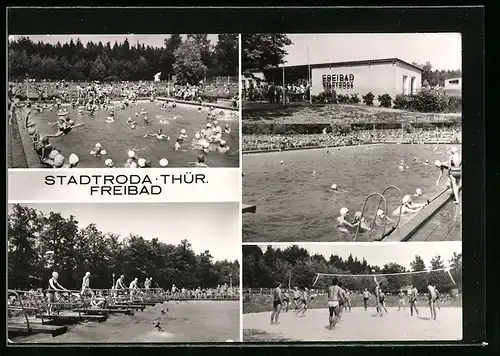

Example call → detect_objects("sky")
283 33 462 71
8 203 239 262
8 34 219 49
256 242 461 270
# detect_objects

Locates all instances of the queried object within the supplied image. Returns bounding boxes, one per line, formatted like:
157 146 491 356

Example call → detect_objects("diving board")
73 308 134 315
8 321 68 337
37 312 107 324
243 204 257 214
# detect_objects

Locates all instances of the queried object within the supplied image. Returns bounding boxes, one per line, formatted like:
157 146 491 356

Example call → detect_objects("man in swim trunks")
282 289 290 312
408 284 419 317
292 286 301 310
397 289 406 311
447 147 462 204
295 287 309 316
129 278 139 302
427 281 438 320
47 272 69 314
271 281 283 324
379 290 388 314
80 272 94 298
362 288 371 311
327 277 343 330
344 288 352 312
115 275 127 298
374 281 384 316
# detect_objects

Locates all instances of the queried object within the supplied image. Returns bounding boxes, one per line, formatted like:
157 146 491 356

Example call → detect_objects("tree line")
8 204 239 291
8 34 238 84
243 245 462 293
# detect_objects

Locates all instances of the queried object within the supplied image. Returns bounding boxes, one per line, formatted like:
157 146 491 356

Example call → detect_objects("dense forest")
8 204 239 291
8 34 238 84
243 245 462 293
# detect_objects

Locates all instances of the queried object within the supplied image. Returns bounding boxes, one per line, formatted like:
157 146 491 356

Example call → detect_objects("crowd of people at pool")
11 87 237 168
9 79 239 105
9 271 238 315
242 128 461 152
243 80 311 103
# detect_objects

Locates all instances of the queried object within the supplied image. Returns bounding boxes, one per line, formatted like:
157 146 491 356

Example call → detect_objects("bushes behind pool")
312 88 461 113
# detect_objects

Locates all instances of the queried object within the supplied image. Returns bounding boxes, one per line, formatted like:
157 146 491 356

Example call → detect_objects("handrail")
354 193 387 242
370 185 403 240
8 290 31 331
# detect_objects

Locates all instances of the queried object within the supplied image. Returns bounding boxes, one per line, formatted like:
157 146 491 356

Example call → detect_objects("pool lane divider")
156 97 238 111
13 108 42 168
383 187 459 242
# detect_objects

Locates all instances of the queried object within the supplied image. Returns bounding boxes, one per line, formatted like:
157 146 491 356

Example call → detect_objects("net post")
447 268 457 285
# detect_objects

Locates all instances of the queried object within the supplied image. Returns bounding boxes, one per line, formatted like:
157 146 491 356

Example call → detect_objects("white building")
444 77 461 90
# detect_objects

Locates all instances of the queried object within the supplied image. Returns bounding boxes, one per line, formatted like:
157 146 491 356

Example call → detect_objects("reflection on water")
243 144 462 242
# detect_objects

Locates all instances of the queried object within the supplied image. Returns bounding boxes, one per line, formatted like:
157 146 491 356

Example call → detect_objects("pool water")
243 144 462 242
12 301 239 343
27 102 239 168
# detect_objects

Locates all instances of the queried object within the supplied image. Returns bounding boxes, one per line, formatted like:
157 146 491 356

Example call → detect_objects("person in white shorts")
397 289 406 311
327 277 344 330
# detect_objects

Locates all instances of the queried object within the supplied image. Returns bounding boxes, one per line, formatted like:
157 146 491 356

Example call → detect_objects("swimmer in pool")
179 129 189 140
174 137 187 152
217 140 230 154
336 208 357 232
391 195 427 216
143 116 151 125
351 211 372 231
47 117 85 138
144 129 170 141
193 155 209 168
224 124 231 134
90 143 107 156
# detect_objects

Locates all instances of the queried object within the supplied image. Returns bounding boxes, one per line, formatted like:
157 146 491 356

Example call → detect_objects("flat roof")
257 57 423 73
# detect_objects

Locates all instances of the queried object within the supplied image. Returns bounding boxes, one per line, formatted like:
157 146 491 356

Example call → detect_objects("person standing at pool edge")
271 281 283 324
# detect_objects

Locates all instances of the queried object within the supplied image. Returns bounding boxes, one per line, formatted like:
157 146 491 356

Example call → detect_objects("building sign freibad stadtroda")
322 74 355 89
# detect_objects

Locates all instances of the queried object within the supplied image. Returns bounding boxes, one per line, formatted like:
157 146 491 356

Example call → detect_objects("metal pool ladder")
354 185 403 241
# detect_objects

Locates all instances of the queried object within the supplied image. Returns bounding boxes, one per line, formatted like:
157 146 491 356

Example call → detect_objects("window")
402 76 408 94
410 77 416 94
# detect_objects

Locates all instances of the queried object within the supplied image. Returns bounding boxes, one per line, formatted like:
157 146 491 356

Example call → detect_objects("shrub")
393 94 409 109
316 88 337 103
362 92 375 106
412 89 449 113
349 93 360 104
378 94 392 108
337 94 349 104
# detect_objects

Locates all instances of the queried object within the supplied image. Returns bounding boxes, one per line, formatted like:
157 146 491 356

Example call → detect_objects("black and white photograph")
242 242 462 342
242 33 462 242
8 34 239 169
7 203 240 343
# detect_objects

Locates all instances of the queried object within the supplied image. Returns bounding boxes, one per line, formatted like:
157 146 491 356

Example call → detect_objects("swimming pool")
242 144 462 242
24 101 239 168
